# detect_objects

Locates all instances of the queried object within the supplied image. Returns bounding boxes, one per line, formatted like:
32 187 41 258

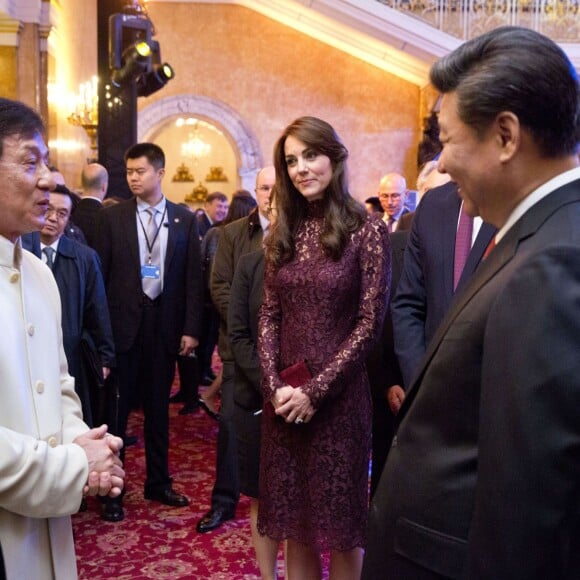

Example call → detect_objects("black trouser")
176 353 200 403
0 540 5 580
371 395 396 498
198 302 219 378
209 360 239 512
111 301 176 493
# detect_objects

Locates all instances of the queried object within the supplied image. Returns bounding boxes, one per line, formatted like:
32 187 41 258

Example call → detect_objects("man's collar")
247 207 262 233
0 235 20 268
497 166 580 242
136 195 166 212
40 238 60 252
258 211 270 232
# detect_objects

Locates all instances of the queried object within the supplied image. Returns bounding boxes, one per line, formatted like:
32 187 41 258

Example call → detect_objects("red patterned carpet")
73 388 287 579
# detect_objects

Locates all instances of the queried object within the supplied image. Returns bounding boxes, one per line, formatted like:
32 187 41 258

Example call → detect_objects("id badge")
141 263 160 279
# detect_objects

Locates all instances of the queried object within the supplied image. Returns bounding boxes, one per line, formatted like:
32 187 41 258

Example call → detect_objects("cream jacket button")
48 437 57 448
35 381 45 394
10 272 20 283
28 324 35 336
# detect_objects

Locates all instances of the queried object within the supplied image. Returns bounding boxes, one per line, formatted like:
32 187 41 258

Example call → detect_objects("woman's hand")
275 387 316 424
272 385 294 410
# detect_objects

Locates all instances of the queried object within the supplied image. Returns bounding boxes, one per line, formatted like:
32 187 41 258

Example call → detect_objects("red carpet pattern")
73 392 289 579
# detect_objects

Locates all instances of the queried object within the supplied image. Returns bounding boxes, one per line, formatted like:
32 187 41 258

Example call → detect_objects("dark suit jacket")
228 250 264 410
23 235 115 425
97 198 202 354
366 230 408 398
364 180 580 579
211 208 264 361
397 211 414 231
385 209 412 233
71 197 102 249
392 182 496 388
197 211 212 239
367 230 408 497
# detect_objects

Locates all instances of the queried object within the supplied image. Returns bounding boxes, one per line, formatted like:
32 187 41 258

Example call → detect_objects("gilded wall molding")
138 94 263 193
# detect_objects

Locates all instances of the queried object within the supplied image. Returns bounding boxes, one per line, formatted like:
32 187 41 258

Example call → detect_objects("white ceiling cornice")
148 0 580 85
151 0 454 86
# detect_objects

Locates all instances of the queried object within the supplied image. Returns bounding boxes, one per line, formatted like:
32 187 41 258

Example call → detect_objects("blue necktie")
43 246 55 270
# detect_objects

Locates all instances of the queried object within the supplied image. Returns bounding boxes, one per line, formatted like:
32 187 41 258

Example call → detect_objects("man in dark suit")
24 189 115 428
196 191 229 239
70 163 108 249
366 229 408 497
392 180 495 388
363 27 580 579
228 248 280 576
196 166 275 533
97 143 202 522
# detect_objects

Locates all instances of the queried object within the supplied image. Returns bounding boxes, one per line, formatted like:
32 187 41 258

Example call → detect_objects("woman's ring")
295 417 304 424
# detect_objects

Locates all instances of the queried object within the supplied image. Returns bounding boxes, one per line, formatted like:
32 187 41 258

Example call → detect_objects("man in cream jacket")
0 97 125 579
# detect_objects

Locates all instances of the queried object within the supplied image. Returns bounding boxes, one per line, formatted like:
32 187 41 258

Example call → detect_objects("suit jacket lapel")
164 201 177 274
56 235 75 257
456 222 496 292
442 189 462 300
398 235 515 418
124 199 141 268
398 180 580 419
53 236 76 283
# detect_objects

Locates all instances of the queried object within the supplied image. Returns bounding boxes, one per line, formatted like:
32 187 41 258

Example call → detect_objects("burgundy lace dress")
257 201 391 551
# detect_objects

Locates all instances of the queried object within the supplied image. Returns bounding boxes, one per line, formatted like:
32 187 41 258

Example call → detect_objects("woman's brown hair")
265 116 365 269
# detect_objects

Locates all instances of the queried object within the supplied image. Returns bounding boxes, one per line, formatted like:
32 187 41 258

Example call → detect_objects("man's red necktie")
453 207 473 290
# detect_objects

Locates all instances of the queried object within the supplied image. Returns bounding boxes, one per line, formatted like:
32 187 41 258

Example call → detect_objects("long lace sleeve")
302 217 391 407
258 216 391 409
258 260 284 402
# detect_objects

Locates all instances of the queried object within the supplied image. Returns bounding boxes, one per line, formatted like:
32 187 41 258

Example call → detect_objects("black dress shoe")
178 399 201 415
78 499 88 513
198 397 219 421
200 375 214 386
169 391 187 403
196 507 235 533
101 498 125 522
144 488 189 507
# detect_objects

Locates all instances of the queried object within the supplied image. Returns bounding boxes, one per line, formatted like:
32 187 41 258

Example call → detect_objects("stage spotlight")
137 62 175 97
111 41 152 87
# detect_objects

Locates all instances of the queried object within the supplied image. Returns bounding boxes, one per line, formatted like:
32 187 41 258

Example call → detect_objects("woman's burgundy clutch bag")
279 360 312 387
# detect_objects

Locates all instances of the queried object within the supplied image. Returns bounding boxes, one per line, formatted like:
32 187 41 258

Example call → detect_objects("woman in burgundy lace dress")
258 116 391 578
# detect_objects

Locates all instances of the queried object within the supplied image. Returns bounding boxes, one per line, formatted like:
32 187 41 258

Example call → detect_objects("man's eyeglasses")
46 207 70 220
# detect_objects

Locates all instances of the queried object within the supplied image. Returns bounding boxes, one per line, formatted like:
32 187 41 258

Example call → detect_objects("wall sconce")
172 163 194 183
185 181 209 203
67 76 99 158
